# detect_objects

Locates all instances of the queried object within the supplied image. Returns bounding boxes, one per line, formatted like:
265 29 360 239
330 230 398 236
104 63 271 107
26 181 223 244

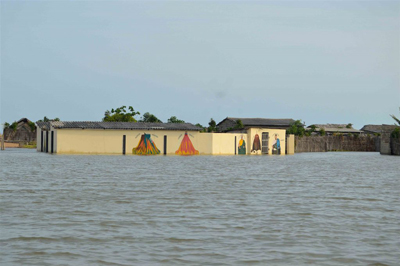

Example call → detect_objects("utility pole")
1 124 5 150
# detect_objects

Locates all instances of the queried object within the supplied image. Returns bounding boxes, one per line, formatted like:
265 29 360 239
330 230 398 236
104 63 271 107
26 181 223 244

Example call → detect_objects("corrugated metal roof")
36 121 51 130
36 121 201 131
218 117 295 127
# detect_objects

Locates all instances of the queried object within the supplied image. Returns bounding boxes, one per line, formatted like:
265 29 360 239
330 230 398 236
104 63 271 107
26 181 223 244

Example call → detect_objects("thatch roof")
307 124 361 133
361 124 398 134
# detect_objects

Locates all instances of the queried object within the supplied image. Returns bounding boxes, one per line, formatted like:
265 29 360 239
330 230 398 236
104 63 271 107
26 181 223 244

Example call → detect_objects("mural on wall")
175 132 199 155
132 133 160 155
251 134 261 153
238 135 246 154
272 134 281 155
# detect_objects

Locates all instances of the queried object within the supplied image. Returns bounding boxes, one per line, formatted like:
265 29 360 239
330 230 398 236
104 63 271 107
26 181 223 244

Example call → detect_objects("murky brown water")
1 149 399 265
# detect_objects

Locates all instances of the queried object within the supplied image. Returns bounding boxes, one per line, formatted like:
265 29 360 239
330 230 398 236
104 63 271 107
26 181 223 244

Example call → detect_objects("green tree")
234 119 244 129
195 123 206 132
103 106 140 122
319 128 326 136
346 123 353 129
28 121 36 132
390 114 400 125
10 121 18 132
286 120 306 137
37 116 60 122
167 116 185 123
139 112 162 123
208 118 217 132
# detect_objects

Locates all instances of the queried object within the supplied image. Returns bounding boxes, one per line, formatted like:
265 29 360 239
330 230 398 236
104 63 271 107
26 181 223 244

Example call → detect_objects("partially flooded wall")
295 135 377 153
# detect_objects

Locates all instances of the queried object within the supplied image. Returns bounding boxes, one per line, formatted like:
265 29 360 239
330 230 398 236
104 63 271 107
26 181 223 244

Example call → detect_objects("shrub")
391 127 400 139
10 121 18 132
28 121 36 132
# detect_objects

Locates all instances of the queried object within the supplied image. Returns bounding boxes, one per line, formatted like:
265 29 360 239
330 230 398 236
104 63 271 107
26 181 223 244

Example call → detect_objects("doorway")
262 132 269 154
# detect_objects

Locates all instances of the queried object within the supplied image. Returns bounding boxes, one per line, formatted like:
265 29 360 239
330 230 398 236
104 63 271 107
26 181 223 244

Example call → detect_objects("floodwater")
1 149 399 266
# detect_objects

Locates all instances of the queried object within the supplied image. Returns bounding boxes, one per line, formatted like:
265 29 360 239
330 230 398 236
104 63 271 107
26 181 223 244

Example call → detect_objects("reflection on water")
1 149 399 265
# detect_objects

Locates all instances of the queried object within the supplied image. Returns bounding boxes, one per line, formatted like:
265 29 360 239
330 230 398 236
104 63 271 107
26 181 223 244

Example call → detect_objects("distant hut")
3 118 36 142
307 124 362 136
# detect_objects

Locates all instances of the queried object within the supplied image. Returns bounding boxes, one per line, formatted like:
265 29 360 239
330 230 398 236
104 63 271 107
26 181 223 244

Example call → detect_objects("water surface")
1 149 399 265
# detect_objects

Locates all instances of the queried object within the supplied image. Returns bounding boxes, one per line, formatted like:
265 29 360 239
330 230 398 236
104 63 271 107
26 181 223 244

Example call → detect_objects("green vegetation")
195 123 206 132
234 119 244 130
37 116 60 122
3 121 18 131
22 141 37 149
319 128 326 136
390 114 400 125
167 116 185 123
103 106 140 122
346 123 353 128
28 121 36 132
391 127 400 139
390 112 400 139
286 120 306 137
139 112 162 123
208 118 217 132
10 122 18 132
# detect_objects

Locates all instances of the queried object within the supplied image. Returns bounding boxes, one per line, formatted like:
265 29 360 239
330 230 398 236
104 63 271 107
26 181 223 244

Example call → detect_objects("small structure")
3 118 36 143
36 120 294 155
379 124 400 155
360 125 397 135
307 124 361 136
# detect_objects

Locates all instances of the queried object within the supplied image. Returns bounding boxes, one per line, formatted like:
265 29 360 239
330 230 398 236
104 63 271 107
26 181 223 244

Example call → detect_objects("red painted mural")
175 132 199 155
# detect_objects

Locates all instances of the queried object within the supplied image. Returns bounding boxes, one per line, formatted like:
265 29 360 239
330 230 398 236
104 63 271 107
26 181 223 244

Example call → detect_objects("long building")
36 119 294 155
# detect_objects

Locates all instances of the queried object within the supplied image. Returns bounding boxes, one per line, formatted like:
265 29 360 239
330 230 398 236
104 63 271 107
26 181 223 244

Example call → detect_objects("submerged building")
36 118 294 155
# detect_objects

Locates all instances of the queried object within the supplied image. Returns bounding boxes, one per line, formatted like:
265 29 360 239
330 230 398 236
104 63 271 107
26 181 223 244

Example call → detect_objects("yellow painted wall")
54 128 286 155
56 129 204 155
200 133 247 155
247 128 286 155
286 134 295 155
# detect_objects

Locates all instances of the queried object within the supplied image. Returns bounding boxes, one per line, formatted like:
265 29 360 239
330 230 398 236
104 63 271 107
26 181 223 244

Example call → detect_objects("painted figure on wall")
272 134 281 155
238 135 246 155
132 133 160 155
251 134 261 153
176 132 199 155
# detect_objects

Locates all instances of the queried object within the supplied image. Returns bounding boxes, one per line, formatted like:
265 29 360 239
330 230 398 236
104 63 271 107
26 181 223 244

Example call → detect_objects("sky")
1 0 399 129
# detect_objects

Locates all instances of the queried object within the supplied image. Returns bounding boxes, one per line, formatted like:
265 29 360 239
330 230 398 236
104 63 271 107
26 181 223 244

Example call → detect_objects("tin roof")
36 121 202 131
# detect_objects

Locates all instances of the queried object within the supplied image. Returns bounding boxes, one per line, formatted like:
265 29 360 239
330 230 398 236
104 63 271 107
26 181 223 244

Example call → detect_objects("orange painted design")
175 132 199 156
132 134 160 155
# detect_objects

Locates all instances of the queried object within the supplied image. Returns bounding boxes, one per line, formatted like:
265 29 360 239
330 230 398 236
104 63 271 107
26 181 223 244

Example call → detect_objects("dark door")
51 131 54 154
45 131 49 153
164 135 167 155
122 135 126 155
262 132 269 154
41 131 44 152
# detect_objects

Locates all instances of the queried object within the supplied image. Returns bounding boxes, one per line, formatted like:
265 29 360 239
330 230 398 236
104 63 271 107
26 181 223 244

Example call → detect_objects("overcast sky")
1 1 399 129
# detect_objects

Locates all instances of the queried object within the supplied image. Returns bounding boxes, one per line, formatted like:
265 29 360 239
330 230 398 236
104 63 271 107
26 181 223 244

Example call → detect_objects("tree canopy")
286 120 306 137
103 106 140 122
208 118 217 132
391 114 400 126
167 116 185 123
37 116 60 122
139 112 162 123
